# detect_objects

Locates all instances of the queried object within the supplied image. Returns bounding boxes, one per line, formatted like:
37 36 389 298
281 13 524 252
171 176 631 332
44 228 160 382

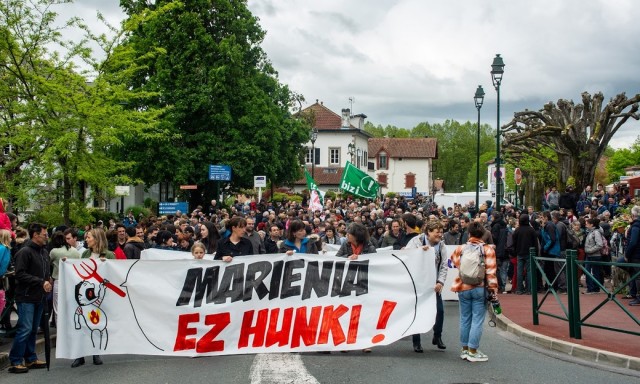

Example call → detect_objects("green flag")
340 161 380 199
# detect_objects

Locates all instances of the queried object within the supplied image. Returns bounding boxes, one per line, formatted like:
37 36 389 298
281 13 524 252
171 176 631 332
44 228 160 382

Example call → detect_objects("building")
295 100 438 198
368 137 438 197
294 100 372 193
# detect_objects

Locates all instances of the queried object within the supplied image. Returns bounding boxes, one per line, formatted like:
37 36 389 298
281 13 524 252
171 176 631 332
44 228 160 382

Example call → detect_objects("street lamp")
310 127 318 179
347 142 355 164
491 54 505 210
474 85 485 212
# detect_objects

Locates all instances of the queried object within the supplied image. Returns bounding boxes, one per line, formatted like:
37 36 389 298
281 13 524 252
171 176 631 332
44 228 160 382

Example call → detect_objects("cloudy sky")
64 0 640 148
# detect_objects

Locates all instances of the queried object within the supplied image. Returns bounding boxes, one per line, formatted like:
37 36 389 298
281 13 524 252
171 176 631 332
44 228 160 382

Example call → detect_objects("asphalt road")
1 303 638 384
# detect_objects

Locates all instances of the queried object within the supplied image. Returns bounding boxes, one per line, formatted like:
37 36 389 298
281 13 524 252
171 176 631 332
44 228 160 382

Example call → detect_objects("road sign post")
254 176 267 203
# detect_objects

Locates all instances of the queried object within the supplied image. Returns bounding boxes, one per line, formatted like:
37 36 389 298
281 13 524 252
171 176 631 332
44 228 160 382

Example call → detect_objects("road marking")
250 353 320 384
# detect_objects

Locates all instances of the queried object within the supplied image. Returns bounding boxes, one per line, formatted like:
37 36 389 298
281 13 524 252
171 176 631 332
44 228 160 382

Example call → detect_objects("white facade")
370 157 432 197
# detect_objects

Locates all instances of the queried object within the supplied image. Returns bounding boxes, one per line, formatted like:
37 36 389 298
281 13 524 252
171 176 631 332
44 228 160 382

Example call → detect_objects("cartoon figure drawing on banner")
74 280 109 349
72 258 127 350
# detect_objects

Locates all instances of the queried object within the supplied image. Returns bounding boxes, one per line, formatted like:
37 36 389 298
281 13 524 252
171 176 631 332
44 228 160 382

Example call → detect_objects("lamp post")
491 54 505 210
347 142 355 164
474 85 485 212
310 127 318 179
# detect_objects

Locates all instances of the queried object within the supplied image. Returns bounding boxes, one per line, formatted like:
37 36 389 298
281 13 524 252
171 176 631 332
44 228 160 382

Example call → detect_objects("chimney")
341 108 351 128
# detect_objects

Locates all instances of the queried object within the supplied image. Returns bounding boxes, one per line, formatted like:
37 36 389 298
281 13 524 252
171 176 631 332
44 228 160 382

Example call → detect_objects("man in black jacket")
123 226 145 259
512 214 538 294
8 223 51 373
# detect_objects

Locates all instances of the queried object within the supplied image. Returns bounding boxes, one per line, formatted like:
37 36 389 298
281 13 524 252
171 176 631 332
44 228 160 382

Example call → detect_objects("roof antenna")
349 97 355 113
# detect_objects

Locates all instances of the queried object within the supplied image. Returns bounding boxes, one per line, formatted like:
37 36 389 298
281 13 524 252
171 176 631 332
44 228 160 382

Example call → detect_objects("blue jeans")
498 259 511 291
9 300 44 366
458 287 486 350
517 255 530 293
586 256 603 293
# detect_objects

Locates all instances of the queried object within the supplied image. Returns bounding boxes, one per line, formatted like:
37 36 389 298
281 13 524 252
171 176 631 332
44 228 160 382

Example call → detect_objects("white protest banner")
56 248 436 358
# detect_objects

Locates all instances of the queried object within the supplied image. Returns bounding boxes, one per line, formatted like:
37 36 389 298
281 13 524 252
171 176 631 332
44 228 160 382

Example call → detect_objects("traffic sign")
159 201 188 215
514 168 523 186
180 185 198 190
254 176 267 188
208 165 232 181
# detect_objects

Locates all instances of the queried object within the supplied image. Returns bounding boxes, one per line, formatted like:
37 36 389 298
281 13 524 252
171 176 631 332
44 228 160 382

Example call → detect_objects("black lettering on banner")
281 259 305 299
243 261 272 301
175 258 371 307
176 267 220 307
301 261 333 300
214 264 245 304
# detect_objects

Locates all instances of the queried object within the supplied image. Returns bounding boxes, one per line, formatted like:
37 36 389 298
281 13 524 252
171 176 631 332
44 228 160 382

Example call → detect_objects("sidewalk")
496 290 640 371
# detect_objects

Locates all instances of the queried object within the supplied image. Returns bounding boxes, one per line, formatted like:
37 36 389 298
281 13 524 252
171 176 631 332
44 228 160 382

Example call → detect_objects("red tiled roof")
300 102 354 130
294 166 344 186
368 138 438 159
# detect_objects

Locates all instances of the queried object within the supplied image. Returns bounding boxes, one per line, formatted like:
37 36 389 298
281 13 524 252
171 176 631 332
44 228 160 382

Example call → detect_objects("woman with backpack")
449 221 498 362
584 217 605 294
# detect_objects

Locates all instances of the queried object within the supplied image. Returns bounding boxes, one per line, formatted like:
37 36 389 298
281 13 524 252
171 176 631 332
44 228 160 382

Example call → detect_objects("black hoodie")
513 214 539 257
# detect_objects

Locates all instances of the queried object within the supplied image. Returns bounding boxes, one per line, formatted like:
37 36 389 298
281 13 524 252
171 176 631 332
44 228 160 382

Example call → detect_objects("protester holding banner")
81 228 115 260
215 217 253 261
406 220 448 352
449 221 498 363
335 222 377 260
197 221 220 255
279 220 319 255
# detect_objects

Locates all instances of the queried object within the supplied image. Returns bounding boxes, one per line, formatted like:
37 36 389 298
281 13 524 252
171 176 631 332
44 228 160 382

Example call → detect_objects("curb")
495 313 640 371
0 334 56 371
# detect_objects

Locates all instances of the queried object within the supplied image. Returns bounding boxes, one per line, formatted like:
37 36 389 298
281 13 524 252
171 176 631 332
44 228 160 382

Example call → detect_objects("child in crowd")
191 242 206 260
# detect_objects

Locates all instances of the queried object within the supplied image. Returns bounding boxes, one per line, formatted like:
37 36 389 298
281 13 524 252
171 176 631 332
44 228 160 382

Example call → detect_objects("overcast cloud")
65 0 640 148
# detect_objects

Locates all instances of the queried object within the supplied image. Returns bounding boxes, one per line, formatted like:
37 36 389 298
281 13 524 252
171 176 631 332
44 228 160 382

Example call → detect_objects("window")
329 148 340 165
405 173 416 189
305 147 312 164
378 152 388 170
378 173 388 186
306 147 320 165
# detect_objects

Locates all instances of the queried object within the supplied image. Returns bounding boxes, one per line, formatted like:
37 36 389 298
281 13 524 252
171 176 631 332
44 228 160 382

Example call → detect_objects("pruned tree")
502 91 640 195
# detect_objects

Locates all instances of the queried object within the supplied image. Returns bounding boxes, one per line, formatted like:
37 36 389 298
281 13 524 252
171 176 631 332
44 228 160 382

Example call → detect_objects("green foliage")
108 0 308 207
0 0 161 225
125 205 153 220
25 202 95 228
88 209 119 226
412 120 495 192
606 137 640 183
272 192 302 204
385 192 397 198
324 190 337 201
143 197 158 214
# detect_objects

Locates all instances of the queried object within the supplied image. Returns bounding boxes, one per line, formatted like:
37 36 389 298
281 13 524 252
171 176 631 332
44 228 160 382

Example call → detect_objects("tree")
606 137 640 182
0 0 160 225
411 120 495 192
502 92 640 195
111 0 309 207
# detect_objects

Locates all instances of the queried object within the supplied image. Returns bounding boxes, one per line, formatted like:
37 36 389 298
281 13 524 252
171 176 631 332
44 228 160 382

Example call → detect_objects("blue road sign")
209 165 232 181
158 202 189 215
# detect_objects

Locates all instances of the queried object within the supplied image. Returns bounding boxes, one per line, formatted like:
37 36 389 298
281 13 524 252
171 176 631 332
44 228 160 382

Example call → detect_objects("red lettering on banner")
291 306 322 348
265 307 294 347
372 300 397 343
317 305 348 345
174 313 200 351
196 312 231 353
238 309 269 348
347 305 361 344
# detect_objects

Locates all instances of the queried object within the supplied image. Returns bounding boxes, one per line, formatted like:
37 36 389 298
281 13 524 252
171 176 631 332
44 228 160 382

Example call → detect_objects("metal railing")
530 247 640 339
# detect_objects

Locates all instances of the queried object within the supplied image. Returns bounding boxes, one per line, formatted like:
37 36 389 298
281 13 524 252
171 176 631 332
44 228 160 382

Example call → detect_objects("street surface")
1 303 638 383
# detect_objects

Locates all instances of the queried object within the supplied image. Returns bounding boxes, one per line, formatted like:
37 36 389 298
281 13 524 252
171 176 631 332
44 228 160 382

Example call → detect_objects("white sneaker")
460 349 469 360
467 350 489 362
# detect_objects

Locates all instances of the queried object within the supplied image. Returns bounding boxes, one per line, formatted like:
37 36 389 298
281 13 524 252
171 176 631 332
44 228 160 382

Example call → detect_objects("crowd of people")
1 183 639 372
